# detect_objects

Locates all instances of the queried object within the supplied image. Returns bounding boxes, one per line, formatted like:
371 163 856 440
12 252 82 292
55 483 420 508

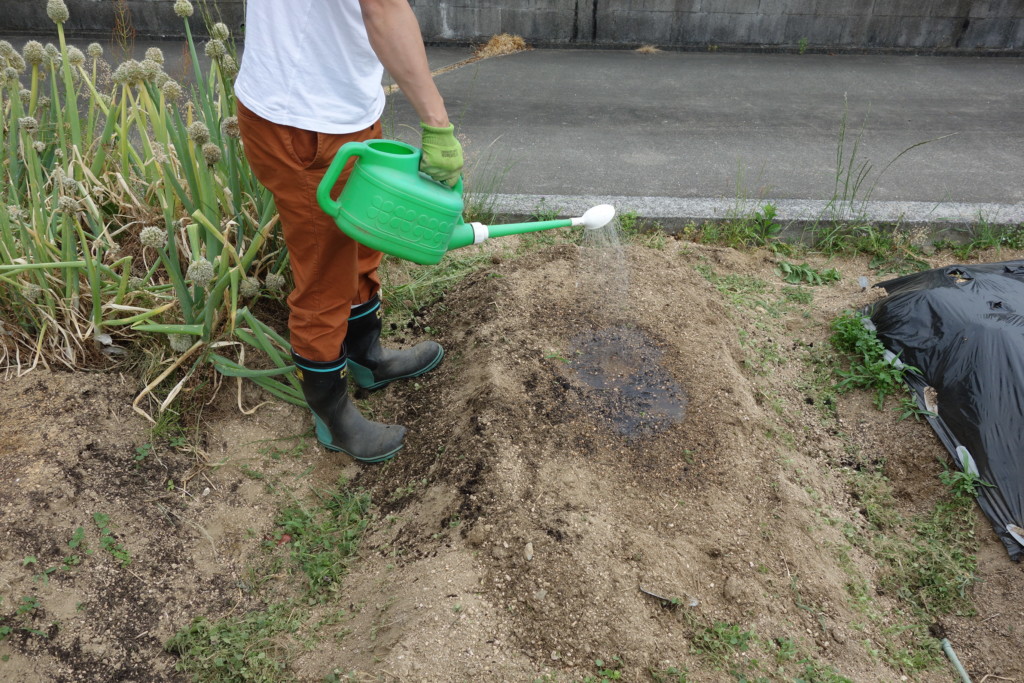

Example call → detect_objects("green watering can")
316 139 616 265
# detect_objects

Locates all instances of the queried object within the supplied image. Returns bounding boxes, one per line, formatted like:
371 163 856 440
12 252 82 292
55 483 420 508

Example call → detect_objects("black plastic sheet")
869 260 1024 561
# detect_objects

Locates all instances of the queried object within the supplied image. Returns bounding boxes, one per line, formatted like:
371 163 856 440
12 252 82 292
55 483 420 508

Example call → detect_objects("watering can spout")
448 204 618 251
317 138 615 265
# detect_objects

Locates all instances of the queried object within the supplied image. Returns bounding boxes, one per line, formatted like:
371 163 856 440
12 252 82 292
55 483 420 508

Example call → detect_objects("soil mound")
2 239 1022 681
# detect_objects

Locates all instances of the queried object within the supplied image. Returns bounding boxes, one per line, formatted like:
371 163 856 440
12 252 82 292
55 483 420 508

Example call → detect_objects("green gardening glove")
419 122 464 188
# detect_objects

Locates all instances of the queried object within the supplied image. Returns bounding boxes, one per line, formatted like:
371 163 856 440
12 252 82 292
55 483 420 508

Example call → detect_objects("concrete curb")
487 194 1024 233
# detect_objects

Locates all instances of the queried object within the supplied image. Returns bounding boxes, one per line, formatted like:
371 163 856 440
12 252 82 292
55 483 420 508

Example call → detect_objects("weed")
782 286 814 305
324 670 361 683
939 467 994 500
847 469 900 531
750 203 783 246
649 665 688 682
240 464 265 480
111 0 136 57
68 526 86 550
269 488 370 598
168 477 373 679
166 601 304 683
16 595 40 616
795 660 853 682
617 210 642 237
689 621 755 666
612 211 668 249
823 99 954 224
739 331 783 375
695 264 772 312
809 223 927 274
897 395 936 422
93 512 131 567
459 143 516 226
776 261 841 286
696 203 787 252
829 312 917 409
798 37 809 54
0 595 49 644
935 221 1024 260
134 442 154 465
256 435 309 461
530 198 562 222
774 637 799 663
585 655 624 682
380 250 493 332
847 462 979 620
386 478 428 503
767 634 856 681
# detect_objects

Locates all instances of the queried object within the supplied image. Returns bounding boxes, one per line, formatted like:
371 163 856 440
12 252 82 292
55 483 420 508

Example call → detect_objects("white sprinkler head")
580 204 616 230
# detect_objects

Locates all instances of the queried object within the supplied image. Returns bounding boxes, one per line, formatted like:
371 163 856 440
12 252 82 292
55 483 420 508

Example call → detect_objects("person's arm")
358 0 448 127
359 0 462 185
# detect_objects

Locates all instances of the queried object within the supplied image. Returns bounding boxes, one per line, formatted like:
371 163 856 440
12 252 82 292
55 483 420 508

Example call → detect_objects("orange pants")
237 101 383 362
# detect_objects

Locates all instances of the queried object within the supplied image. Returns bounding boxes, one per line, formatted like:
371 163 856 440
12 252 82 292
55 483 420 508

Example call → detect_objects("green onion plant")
0 0 299 418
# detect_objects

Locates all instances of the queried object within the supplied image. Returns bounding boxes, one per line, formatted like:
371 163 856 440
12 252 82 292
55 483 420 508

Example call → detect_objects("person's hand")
419 122 463 188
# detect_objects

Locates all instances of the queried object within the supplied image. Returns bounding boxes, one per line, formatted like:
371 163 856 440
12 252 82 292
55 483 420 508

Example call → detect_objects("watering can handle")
316 141 371 217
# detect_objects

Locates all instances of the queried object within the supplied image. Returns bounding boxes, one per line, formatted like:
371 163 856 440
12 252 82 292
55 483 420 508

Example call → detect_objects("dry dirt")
2 235 1023 682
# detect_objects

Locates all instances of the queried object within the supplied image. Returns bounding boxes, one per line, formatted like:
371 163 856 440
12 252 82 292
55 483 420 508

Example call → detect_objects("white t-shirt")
234 0 385 134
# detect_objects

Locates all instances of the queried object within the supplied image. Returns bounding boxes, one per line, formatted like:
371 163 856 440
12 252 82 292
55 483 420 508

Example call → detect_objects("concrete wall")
2 0 245 38
412 0 1024 50
3 0 1023 50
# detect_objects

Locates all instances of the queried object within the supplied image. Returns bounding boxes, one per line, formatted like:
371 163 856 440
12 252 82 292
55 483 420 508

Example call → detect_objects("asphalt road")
6 33 1022 226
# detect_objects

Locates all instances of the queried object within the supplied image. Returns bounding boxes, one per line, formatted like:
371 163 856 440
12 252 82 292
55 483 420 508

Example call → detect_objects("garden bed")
3 238 1023 682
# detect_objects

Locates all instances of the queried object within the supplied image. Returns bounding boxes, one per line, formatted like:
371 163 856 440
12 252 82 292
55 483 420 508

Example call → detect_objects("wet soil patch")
568 324 687 441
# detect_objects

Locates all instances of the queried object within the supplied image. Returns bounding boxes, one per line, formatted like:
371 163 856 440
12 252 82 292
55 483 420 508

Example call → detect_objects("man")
234 0 463 462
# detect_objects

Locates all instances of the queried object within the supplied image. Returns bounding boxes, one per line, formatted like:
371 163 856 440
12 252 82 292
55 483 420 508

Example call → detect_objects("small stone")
466 524 487 547
722 574 748 603
524 542 534 561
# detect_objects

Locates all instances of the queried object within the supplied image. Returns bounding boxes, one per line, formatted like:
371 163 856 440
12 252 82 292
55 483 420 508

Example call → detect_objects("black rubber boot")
345 294 444 390
292 351 405 463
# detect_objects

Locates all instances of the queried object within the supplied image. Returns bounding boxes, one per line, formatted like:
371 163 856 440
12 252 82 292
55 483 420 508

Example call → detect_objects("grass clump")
695 263 772 312
380 249 494 333
869 466 981 617
269 488 370 599
835 450 979 671
808 223 928 274
689 203 787 253
680 617 857 681
165 601 304 683
934 221 1024 261
689 621 755 667
616 210 667 248
166 478 371 681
